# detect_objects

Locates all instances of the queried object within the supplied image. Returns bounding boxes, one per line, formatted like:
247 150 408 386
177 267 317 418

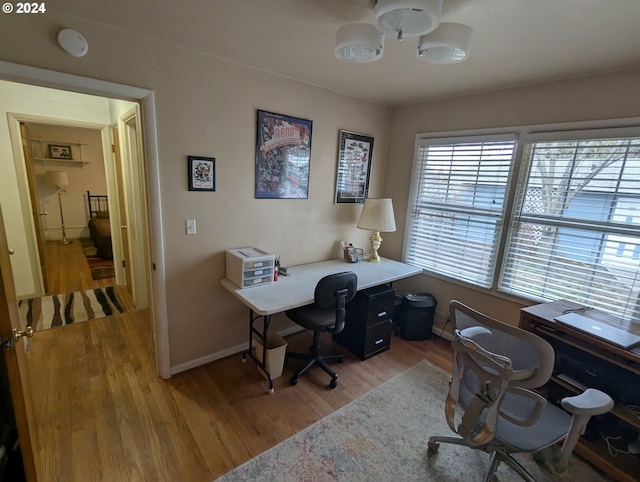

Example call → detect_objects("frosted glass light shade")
375 0 443 40
417 23 474 63
336 23 384 63
357 198 396 232
47 170 69 186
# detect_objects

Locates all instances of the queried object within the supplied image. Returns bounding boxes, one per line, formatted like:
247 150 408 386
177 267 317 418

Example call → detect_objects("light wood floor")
42 240 135 310
25 252 454 482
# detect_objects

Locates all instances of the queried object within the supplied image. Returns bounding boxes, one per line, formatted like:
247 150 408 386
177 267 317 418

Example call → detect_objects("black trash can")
396 293 437 341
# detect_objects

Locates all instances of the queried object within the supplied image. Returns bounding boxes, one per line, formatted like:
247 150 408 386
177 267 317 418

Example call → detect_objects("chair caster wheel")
428 440 439 453
290 377 298 386
329 377 338 388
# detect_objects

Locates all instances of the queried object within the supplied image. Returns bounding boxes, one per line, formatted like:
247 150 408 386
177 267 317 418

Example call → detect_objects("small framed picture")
335 131 373 204
48 144 72 160
188 156 216 191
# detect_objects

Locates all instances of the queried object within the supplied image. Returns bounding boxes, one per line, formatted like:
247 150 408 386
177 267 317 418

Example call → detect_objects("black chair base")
286 331 345 388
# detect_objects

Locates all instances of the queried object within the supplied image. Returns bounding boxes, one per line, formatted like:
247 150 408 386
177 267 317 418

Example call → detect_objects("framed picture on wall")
48 144 73 160
335 130 373 204
188 156 216 191
255 109 313 199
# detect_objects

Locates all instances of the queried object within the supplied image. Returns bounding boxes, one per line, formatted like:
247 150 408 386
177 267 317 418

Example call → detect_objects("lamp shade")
357 198 396 232
46 170 69 186
336 23 384 63
417 23 474 63
375 0 443 40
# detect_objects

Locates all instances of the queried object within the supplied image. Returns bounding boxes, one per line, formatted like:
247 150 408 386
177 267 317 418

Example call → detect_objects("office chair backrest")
450 301 555 389
314 271 357 334
447 301 556 446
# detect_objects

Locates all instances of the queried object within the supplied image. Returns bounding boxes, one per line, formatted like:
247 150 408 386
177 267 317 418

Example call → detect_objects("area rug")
216 360 609 482
18 286 126 331
81 238 115 280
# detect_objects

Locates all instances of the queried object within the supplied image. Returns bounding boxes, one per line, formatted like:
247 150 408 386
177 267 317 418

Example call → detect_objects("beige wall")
0 11 391 371
384 69 640 330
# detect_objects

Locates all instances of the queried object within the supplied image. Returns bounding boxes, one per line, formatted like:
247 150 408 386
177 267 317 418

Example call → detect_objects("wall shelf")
31 157 89 164
28 138 89 164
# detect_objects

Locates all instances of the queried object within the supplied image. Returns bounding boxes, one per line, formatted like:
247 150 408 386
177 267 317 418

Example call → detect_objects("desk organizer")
226 248 275 288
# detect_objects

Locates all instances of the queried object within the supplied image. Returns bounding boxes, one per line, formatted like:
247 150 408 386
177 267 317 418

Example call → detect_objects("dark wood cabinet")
519 300 640 482
333 285 395 360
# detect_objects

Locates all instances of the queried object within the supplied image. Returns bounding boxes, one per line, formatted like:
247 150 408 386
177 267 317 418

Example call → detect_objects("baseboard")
170 325 305 376
432 325 453 341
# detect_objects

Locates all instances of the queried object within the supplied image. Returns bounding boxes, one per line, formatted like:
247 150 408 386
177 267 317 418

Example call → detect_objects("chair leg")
287 330 344 388
486 452 536 482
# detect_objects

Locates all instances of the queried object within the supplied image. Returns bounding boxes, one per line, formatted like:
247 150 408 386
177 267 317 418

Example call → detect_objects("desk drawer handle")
377 311 387 317
374 338 384 345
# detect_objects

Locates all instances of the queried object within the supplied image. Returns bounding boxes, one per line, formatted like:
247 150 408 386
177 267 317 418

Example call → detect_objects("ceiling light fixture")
335 23 385 63
336 0 473 65
375 0 443 40
418 22 473 63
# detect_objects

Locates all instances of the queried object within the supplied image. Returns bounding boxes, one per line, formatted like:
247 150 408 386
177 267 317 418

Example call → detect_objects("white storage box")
226 248 275 288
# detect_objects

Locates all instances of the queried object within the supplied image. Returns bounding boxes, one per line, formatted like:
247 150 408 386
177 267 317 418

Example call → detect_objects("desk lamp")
357 198 396 262
47 170 72 245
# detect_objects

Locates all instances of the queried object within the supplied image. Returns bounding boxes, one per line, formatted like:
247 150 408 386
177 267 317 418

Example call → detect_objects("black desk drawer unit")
333 285 395 360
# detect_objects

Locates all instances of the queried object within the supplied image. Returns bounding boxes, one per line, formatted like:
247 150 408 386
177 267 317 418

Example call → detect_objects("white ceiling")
51 0 640 106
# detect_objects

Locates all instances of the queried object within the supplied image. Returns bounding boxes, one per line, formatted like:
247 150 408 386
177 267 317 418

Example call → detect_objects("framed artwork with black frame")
188 156 216 191
48 144 72 160
255 109 313 199
335 130 374 204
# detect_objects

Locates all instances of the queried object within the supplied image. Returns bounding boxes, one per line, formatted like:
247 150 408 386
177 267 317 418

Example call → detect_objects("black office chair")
285 271 357 388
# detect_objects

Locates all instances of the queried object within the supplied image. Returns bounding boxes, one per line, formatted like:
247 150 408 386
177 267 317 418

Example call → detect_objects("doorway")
0 62 170 479
0 62 170 378
17 121 122 297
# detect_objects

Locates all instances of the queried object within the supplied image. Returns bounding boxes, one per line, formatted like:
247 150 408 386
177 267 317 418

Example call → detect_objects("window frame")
403 121 640 321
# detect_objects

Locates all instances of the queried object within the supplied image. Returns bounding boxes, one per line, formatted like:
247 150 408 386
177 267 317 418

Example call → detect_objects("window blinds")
404 135 517 287
499 136 640 321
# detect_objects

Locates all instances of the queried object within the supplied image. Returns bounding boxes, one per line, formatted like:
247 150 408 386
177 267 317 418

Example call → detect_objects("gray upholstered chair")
428 300 614 481
285 271 357 388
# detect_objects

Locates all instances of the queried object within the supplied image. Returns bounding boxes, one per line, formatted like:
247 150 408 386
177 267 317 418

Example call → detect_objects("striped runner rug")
18 286 126 331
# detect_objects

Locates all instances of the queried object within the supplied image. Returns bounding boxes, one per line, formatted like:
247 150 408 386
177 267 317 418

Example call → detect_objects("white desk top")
221 257 422 316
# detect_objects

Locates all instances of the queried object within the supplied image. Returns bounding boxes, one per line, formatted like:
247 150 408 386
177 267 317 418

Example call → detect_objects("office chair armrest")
555 388 614 472
561 388 614 416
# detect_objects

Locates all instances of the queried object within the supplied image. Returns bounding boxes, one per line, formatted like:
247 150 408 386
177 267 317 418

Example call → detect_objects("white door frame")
0 60 171 379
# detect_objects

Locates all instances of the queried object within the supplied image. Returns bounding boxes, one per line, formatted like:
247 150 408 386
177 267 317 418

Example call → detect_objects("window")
404 135 516 288
405 127 640 323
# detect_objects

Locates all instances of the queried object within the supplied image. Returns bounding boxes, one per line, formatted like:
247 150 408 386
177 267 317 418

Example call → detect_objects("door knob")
39 211 48 216
8 249 14 255
121 225 127 229
13 326 34 342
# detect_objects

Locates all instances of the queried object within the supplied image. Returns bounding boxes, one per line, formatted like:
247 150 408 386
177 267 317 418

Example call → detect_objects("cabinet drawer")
367 295 394 325
363 320 392 358
242 275 273 287
245 259 271 269
244 267 273 278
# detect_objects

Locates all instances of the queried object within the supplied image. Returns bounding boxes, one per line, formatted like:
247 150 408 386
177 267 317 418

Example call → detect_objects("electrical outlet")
186 219 197 235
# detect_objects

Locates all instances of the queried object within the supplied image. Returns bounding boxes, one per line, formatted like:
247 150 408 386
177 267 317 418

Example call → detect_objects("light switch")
186 219 197 235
